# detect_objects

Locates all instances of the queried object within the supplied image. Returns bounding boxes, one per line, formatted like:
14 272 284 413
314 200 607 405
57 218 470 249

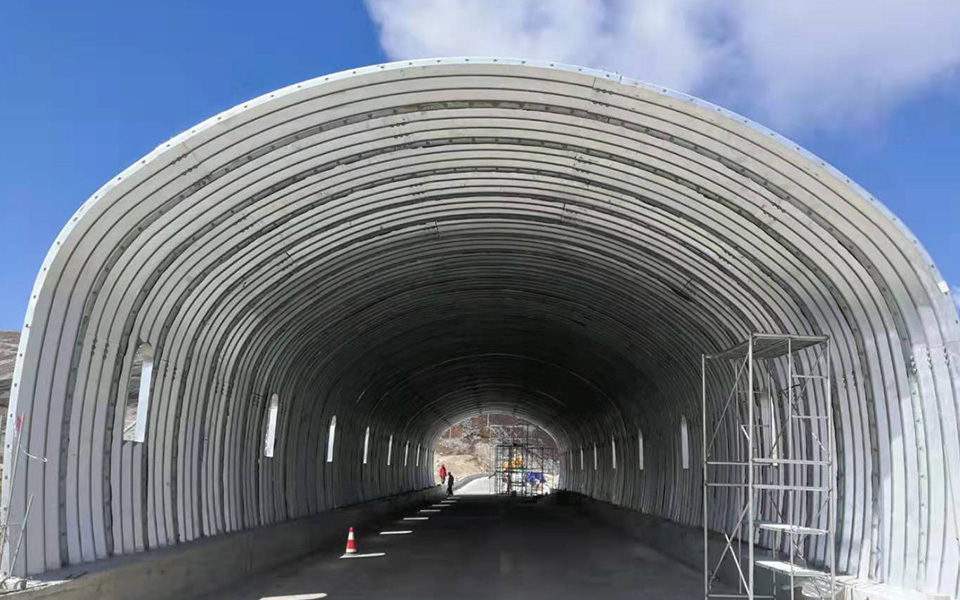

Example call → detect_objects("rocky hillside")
433 413 558 482
0 330 20 476
0 330 18 407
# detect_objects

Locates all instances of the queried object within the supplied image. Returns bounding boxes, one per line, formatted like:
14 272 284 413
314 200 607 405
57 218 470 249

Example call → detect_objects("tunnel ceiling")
4 59 959 593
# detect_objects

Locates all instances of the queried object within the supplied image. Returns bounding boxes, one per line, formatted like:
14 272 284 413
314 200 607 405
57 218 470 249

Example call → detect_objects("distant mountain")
0 331 18 368
1 330 20 474
433 413 559 483
0 330 19 408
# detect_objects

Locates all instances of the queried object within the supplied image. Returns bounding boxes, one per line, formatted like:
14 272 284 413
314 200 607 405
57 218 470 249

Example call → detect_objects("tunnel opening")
2 58 958 599
432 413 560 495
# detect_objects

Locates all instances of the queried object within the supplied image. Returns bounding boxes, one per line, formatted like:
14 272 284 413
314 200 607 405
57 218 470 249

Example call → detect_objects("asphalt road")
201 494 707 600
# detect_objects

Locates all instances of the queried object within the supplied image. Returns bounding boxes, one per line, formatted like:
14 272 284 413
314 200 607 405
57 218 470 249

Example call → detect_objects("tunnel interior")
3 59 959 597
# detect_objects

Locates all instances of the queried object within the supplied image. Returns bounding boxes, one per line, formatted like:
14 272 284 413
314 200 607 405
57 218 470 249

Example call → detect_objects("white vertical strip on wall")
264 393 279 458
123 344 154 443
612 438 617 469
326 415 337 462
580 448 584 470
763 393 779 464
404 441 409 466
680 415 690 470
387 434 393 466
132 346 153 443
593 444 598 470
363 426 371 464
638 428 645 470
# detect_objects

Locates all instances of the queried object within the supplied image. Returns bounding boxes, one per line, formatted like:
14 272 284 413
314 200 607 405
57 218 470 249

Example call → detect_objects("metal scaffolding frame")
491 421 557 496
494 443 554 497
702 333 836 600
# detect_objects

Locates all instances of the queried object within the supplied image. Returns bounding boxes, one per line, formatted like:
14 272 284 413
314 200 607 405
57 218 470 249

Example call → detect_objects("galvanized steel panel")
0 58 957 597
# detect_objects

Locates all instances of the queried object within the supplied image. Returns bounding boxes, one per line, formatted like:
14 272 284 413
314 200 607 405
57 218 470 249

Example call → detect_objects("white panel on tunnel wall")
580 448 584 470
264 393 279 458
416 443 421 467
611 438 617 469
122 343 154 443
638 428 645 471
593 444 598 471
761 392 780 465
387 434 393 466
404 441 409 466
363 426 371 464
326 415 337 463
680 415 690 470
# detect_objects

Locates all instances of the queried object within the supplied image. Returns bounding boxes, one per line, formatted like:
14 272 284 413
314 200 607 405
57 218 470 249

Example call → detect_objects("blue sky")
1 1 958 330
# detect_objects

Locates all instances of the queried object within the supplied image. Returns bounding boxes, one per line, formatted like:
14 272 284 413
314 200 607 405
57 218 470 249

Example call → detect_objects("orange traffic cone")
344 527 357 554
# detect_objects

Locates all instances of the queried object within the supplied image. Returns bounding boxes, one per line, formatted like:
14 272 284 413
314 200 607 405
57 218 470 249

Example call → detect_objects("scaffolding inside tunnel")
492 421 558 496
494 443 555 497
702 334 836 600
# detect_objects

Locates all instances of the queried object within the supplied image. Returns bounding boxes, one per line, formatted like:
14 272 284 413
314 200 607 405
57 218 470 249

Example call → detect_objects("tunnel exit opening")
432 413 561 495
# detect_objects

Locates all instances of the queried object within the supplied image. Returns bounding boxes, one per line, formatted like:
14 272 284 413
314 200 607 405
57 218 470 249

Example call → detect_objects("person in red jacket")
438 463 447 484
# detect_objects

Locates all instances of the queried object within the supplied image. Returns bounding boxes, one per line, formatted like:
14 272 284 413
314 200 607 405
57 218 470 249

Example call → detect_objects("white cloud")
363 0 960 131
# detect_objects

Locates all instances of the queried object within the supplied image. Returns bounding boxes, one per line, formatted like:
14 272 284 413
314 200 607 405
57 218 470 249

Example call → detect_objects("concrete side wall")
13 486 442 600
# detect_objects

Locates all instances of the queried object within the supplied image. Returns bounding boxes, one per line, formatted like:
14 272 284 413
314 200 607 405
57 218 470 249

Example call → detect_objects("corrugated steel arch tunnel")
3 59 959 595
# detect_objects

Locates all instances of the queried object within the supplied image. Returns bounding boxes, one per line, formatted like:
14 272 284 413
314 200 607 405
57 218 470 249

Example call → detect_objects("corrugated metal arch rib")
3 59 958 595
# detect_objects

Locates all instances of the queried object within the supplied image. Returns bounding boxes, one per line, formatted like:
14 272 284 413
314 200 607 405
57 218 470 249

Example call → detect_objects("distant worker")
446 472 455 496
438 463 447 484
